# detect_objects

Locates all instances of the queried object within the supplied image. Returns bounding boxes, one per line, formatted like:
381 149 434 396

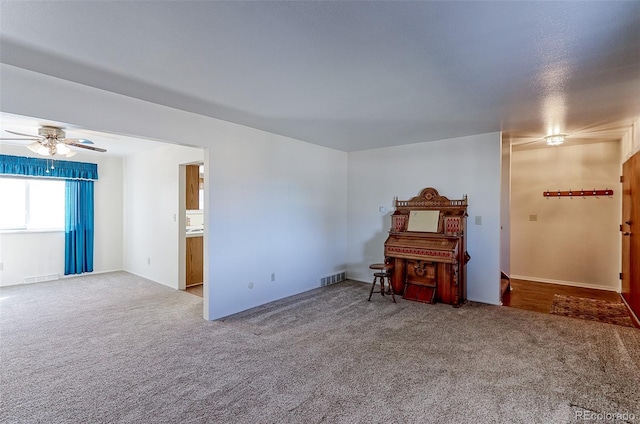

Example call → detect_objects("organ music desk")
384 188 469 306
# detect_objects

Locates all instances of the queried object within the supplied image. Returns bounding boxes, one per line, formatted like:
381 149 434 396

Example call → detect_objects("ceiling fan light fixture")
65 150 78 158
37 144 51 156
545 134 566 146
56 143 70 155
26 141 42 153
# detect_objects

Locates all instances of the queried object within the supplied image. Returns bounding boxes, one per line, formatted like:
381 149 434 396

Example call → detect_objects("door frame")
178 161 205 291
621 150 640 326
178 164 188 290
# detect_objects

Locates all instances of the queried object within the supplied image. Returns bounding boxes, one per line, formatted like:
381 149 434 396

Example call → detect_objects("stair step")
501 278 510 296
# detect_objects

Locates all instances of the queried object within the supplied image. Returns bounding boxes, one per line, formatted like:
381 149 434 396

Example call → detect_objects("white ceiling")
1 1 639 153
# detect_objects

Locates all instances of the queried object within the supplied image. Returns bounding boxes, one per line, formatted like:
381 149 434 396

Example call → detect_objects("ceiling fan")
0 125 107 157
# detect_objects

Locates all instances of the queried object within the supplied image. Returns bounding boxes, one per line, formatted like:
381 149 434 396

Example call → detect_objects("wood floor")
502 279 621 314
184 284 203 297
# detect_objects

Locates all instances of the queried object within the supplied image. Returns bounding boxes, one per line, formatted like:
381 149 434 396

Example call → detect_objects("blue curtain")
65 180 95 275
0 154 98 179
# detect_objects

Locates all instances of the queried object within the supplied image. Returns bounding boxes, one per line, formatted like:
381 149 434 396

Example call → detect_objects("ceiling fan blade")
5 130 44 138
65 138 94 145
0 137 42 141
66 142 107 153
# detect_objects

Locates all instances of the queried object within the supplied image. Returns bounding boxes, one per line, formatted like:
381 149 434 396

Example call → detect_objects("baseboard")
0 269 126 287
620 296 640 328
60 269 124 280
510 275 619 293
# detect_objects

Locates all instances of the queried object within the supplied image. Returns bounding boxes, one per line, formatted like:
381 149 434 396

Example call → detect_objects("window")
0 177 65 231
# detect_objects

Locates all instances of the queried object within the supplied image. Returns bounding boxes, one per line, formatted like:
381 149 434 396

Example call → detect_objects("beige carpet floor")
1 272 639 423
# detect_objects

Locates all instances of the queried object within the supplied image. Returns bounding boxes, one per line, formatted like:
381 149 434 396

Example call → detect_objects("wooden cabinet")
186 236 203 287
186 165 200 210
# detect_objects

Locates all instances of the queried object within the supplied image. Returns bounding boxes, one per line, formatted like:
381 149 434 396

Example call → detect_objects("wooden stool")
367 263 396 303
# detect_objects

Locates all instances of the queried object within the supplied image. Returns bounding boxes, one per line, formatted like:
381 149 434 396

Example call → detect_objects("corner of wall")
621 117 640 162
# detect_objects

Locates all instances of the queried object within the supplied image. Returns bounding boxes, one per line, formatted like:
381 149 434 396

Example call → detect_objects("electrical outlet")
529 214 537 221
475 216 482 225
0 262 3 271
271 273 276 282
147 257 151 265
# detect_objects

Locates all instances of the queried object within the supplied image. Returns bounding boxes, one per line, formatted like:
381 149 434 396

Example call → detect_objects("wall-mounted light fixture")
545 134 566 146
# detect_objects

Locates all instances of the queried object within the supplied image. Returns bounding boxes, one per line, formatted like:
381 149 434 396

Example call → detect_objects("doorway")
506 140 625 316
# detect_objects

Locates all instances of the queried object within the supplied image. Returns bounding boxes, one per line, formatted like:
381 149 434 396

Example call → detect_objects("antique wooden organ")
384 188 469 306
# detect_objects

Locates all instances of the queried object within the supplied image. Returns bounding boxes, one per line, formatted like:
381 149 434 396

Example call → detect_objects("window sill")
0 229 64 234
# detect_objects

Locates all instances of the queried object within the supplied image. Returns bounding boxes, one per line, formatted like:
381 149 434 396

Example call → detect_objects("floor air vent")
24 274 59 284
320 271 346 287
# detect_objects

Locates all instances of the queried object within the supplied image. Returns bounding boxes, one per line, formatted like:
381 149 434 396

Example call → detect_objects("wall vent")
319 271 346 287
24 274 59 284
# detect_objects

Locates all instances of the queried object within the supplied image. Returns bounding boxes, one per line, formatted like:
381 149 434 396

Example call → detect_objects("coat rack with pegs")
543 189 614 198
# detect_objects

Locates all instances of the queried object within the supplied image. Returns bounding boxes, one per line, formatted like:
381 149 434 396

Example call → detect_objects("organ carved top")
391 188 468 236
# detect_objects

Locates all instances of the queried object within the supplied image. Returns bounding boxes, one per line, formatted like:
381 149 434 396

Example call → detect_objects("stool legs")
367 275 379 301
384 274 396 303
368 272 396 303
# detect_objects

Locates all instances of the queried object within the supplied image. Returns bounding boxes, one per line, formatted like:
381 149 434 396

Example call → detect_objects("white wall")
347 132 502 305
123 144 203 289
0 64 349 320
510 141 621 291
0 144 123 286
207 135 348 319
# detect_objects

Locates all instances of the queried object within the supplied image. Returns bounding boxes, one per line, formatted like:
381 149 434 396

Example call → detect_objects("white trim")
510 275 620 293
0 229 64 234
0 269 125 287
59 269 124 280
